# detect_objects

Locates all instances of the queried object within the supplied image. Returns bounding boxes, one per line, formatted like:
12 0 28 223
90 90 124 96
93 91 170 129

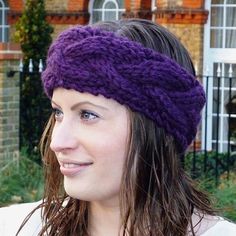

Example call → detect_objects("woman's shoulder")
200 218 236 236
192 213 236 236
0 200 43 236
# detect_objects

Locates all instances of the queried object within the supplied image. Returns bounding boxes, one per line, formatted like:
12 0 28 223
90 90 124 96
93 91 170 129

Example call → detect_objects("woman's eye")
80 110 98 121
52 108 63 120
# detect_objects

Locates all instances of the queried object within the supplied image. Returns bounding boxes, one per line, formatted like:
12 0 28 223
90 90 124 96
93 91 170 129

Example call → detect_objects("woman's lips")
59 160 93 177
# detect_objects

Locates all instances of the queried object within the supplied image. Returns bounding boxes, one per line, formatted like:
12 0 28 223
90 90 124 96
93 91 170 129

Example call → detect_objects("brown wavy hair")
17 19 215 235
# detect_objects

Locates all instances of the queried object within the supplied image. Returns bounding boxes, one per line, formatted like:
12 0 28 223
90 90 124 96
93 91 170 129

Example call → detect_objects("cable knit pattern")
42 26 206 153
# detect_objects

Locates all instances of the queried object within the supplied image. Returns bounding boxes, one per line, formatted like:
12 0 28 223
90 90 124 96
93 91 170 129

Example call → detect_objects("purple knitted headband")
42 25 206 153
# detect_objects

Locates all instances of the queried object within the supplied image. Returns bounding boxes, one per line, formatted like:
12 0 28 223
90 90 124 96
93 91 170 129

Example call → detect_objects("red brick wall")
124 0 151 19
0 43 22 60
125 0 131 11
131 0 141 10
157 0 204 9
157 0 169 8
141 0 151 10
183 0 204 8
8 0 24 11
68 0 89 11
155 0 208 25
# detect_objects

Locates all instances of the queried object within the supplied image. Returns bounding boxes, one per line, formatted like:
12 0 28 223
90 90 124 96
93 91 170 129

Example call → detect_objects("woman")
1 19 236 236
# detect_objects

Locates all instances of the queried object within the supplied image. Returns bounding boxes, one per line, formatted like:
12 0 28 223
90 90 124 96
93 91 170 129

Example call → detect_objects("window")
91 0 125 23
210 0 236 48
203 0 236 152
211 63 236 152
0 0 9 42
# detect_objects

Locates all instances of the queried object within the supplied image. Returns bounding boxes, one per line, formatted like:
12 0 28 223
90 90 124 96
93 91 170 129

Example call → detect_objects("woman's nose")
50 121 78 153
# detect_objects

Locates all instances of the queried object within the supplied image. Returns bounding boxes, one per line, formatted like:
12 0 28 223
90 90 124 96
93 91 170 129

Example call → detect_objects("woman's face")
50 88 129 205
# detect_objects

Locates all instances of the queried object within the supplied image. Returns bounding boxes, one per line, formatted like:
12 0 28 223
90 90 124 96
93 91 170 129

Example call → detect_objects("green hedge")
184 151 236 179
197 172 236 222
0 156 43 207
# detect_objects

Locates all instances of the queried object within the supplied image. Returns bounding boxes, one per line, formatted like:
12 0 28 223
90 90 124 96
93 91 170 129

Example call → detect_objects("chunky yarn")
42 25 206 153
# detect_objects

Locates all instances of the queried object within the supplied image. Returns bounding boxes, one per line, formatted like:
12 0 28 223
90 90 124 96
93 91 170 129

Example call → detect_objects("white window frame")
102 0 119 21
0 0 9 42
88 0 125 24
202 0 236 152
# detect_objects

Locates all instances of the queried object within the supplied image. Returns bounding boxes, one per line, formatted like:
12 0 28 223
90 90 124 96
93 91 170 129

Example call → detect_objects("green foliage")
198 172 236 222
184 151 236 222
214 181 236 221
184 151 236 179
15 0 53 62
0 155 43 207
14 0 53 160
20 73 51 163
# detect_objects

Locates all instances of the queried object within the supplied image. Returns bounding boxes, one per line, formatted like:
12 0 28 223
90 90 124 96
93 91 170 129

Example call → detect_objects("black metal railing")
187 71 236 183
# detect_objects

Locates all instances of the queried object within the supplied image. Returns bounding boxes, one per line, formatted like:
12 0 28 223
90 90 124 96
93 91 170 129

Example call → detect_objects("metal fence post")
215 63 221 185
227 64 233 180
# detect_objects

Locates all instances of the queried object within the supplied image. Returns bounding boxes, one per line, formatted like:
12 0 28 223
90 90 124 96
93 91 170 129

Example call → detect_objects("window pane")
0 27 9 42
213 62 219 81
211 7 224 26
105 1 116 9
229 114 236 150
92 11 102 23
210 29 223 48
104 11 117 21
226 7 236 26
224 64 236 83
93 0 124 23
0 0 9 43
94 0 125 9
226 30 236 48
222 117 229 140
0 27 2 42
213 89 222 113
3 27 9 42
212 0 224 4
93 0 103 9
225 77 236 87
222 64 236 146
227 0 236 4
117 0 125 8
212 116 218 140
225 90 236 114
213 62 222 86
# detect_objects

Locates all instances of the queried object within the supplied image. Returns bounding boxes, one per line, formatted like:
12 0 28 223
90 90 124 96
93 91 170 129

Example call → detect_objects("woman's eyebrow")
51 100 61 108
71 101 109 111
51 100 109 111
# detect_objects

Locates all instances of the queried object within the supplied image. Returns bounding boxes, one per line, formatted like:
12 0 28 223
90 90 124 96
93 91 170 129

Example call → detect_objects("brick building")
0 0 236 164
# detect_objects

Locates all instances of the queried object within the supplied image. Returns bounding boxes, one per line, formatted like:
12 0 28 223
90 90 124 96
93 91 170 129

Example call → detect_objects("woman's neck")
88 201 122 236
